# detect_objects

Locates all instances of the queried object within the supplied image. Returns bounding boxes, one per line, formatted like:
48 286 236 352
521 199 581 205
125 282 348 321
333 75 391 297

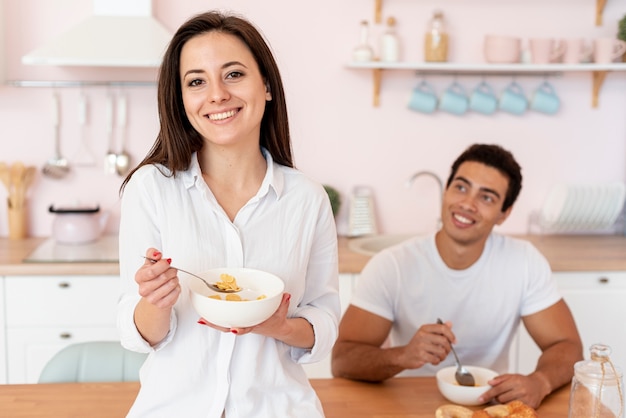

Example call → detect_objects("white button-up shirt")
117 151 340 417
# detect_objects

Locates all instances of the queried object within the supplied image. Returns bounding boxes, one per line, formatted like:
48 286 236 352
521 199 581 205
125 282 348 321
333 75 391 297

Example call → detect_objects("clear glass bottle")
569 343 624 418
424 10 448 62
352 20 374 62
380 16 400 62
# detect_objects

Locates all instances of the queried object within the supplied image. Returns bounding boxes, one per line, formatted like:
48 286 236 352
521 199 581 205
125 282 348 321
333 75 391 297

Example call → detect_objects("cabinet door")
5 275 119 327
6 326 120 384
514 272 626 375
302 273 356 379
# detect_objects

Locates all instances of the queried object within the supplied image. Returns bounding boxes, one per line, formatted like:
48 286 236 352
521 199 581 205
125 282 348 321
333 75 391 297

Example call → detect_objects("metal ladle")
437 318 476 387
142 257 241 293
115 94 131 176
42 92 70 179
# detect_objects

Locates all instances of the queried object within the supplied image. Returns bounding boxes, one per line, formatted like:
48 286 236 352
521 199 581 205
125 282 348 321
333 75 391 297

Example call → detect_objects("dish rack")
348 186 378 237
528 182 626 234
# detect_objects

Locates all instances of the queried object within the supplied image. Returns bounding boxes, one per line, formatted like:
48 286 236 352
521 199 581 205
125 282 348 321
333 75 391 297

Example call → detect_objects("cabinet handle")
58 282 70 288
59 332 72 339
598 277 609 284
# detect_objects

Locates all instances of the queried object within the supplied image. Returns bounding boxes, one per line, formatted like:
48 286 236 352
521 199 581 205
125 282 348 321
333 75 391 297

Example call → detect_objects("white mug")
593 38 626 63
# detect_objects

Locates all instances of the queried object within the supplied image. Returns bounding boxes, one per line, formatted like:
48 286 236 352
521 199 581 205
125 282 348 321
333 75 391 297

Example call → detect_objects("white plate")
540 184 568 229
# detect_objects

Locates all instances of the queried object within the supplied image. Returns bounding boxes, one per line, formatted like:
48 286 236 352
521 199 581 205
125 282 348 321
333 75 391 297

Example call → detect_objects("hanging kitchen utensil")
115 93 131 176
42 92 70 179
104 93 118 175
73 91 96 166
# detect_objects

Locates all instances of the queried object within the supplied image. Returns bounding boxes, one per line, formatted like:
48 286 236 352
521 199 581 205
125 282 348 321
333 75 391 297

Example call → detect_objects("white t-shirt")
351 232 560 376
117 150 340 417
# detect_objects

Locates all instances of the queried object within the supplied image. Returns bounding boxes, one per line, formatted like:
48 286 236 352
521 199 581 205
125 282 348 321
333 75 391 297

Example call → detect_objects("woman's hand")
198 293 292 336
136 249 181 309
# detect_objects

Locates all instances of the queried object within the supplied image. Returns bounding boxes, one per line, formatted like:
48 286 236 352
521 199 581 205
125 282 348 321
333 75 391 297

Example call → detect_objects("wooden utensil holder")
8 205 27 240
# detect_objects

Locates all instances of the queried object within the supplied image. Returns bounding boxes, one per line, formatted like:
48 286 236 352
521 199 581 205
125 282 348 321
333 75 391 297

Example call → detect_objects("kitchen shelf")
372 0 610 26
6 80 156 88
346 62 626 107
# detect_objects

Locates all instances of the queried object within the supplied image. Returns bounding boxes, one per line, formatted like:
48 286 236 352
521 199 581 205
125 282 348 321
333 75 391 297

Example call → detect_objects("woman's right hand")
136 249 181 309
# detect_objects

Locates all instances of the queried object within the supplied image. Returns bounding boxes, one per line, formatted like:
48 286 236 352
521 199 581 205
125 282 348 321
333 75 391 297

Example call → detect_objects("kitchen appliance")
49 205 110 244
22 0 171 67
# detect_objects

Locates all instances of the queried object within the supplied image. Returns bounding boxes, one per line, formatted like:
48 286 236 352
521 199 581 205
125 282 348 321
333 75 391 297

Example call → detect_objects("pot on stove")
49 205 110 244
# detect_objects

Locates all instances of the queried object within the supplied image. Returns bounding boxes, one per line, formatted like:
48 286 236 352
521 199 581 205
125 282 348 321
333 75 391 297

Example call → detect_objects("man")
331 144 582 409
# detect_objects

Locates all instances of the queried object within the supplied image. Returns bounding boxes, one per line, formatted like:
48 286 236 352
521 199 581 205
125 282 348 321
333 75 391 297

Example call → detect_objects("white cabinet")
302 273 356 378
512 271 626 375
4 275 120 383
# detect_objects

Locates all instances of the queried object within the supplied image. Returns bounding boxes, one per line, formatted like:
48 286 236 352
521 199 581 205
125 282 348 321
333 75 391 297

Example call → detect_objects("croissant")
435 400 538 417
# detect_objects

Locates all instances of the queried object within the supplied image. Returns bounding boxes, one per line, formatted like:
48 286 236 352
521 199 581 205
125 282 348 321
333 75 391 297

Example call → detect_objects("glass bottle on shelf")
380 16 400 62
424 10 448 62
352 20 374 62
569 343 624 418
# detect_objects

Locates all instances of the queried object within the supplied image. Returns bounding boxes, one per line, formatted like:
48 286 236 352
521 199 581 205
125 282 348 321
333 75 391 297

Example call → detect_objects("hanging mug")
499 82 528 115
439 82 469 115
531 81 560 115
408 81 438 114
469 81 498 115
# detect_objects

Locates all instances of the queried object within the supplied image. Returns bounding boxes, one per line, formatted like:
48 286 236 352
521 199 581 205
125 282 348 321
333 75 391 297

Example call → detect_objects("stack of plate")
539 182 626 232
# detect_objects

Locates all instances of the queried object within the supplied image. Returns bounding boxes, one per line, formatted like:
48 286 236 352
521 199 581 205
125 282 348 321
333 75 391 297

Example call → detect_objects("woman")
117 11 340 417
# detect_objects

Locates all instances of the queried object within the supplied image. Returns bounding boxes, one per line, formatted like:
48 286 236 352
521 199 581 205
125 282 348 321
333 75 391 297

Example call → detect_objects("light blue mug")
439 82 469 115
469 82 498 115
408 81 438 114
499 82 528 115
531 81 560 115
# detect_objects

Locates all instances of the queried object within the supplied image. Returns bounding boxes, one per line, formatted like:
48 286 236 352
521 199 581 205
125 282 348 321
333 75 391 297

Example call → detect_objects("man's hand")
478 373 551 409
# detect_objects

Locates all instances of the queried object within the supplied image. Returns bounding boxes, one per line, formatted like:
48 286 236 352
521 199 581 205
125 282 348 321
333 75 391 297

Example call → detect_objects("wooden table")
0 377 570 417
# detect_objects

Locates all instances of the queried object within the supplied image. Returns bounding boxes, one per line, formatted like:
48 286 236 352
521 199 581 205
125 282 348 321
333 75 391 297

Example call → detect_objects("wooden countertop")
0 377 570 417
2 234 626 276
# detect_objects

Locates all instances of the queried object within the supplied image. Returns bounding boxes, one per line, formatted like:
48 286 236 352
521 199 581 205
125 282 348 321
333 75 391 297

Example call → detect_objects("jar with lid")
569 343 624 418
424 10 448 62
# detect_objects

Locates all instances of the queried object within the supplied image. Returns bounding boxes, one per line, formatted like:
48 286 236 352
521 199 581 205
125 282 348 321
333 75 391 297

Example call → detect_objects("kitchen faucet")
405 170 444 230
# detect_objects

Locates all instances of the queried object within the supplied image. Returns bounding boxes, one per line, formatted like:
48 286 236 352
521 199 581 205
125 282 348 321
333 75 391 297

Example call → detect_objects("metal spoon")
437 318 476 387
142 257 241 293
42 92 70 179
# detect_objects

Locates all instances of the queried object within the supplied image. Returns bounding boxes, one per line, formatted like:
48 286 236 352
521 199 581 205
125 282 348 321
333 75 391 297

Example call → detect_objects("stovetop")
23 235 119 263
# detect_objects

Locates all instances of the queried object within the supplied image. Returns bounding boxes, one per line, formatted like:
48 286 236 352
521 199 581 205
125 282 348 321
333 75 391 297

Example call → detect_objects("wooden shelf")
346 62 626 107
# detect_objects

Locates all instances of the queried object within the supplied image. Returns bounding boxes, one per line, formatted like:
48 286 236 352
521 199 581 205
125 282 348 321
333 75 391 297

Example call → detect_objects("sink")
348 234 415 256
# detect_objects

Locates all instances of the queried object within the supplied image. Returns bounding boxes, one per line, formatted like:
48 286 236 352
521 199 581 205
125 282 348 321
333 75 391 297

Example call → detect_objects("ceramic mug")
562 38 593 64
408 81 438 113
531 81 560 114
439 82 469 115
593 38 626 63
469 81 498 115
499 82 528 115
529 38 565 64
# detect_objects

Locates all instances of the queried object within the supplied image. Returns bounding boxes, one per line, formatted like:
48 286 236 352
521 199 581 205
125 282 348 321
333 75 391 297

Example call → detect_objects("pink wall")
1 0 625 238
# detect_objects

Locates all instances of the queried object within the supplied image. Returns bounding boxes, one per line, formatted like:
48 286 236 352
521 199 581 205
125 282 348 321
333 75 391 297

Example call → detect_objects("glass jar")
569 343 624 418
424 10 448 62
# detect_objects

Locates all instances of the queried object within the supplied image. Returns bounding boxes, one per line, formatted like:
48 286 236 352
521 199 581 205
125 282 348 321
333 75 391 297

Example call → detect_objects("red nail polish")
197 319 208 325
153 251 161 257
166 258 172 264
231 329 238 334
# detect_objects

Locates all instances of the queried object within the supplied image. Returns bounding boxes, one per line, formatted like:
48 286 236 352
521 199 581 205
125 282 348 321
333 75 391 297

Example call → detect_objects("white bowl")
189 267 285 328
436 366 498 406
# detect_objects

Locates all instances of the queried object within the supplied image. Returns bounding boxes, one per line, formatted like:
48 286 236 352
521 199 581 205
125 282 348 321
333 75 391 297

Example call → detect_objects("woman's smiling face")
180 31 271 148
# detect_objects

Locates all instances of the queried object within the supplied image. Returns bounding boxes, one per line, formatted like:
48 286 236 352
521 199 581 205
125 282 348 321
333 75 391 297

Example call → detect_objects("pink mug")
593 38 626 63
529 38 565 64
562 39 593 64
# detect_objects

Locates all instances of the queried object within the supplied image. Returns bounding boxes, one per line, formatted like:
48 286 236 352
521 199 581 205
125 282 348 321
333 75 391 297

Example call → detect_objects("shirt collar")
183 148 285 199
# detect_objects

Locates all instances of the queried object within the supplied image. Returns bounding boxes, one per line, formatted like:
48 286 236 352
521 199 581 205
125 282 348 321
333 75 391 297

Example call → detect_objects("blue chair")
38 341 148 383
